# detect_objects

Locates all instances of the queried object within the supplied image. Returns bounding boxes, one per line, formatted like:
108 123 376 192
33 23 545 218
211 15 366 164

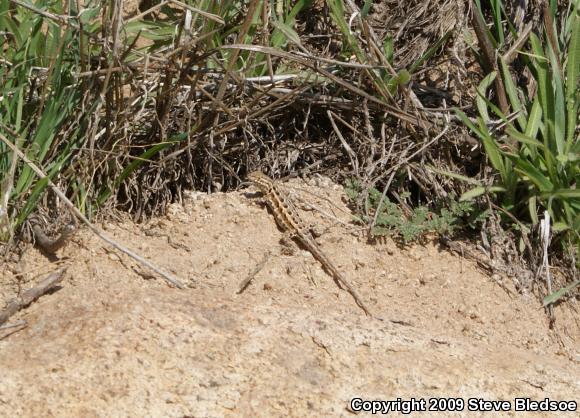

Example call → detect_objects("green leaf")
551 222 570 232
480 128 506 176
490 0 504 44
506 127 545 149
513 159 554 191
426 165 482 185
543 189 580 199
475 82 510 123
17 154 69 224
460 186 506 201
543 8 566 157
287 0 313 20
408 31 452 74
383 35 394 65
460 187 487 201
271 19 302 48
476 72 497 122
361 0 372 17
125 21 175 41
397 69 411 85
499 57 526 131
327 0 363 60
565 9 580 148
455 109 487 142
543 280 580 306
530 33 557 177
524 97 542 149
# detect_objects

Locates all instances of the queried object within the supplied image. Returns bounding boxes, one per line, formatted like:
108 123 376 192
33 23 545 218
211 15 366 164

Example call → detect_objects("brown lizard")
30 219 76 255
247 171 371 316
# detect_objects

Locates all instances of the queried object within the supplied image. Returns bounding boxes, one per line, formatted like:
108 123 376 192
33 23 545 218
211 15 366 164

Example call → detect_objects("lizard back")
247 171 308 235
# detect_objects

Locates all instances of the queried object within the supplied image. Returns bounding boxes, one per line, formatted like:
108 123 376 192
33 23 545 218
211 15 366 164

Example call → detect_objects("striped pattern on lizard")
247 171 371 316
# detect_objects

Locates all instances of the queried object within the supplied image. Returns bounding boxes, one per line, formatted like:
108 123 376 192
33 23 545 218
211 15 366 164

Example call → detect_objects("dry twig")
238 252 270 294
0 268 66 326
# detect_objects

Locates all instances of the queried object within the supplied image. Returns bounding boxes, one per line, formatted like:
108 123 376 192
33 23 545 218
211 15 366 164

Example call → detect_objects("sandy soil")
1 176 579 417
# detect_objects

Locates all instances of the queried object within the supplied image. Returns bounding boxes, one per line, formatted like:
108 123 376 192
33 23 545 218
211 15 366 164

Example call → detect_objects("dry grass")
0 0 577 302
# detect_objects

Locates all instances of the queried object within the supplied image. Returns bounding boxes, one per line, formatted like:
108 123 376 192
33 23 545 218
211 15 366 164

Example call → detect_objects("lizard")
247 171 371 316
29 216 76 255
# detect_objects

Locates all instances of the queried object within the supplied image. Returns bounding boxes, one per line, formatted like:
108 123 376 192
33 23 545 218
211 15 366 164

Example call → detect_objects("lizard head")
247 170 273 193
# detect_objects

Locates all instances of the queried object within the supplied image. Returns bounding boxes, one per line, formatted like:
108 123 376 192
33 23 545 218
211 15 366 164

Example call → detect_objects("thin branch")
0 268 66 326
237 252 270 293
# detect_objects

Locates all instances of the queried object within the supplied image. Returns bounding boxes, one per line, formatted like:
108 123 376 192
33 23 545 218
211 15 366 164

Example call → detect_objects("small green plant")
452 3 579 259
443 2 579 304
345 179 478 243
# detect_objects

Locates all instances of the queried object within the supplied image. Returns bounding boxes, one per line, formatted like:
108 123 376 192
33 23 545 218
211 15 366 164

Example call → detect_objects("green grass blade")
547 52 566 157
476 72 497 122
505 127 545 150
460 186 507 201
455 109 487 142
542 189 580 199
490 0 504 45
565 9 580 149
426 165 482 185
524 97 542 140
499 57 526 131
513 159 554 192
478 123 506 176
543 280 580 306
530 33 557 177
16 153 69 224
271 19 302 49
408 32 452 74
